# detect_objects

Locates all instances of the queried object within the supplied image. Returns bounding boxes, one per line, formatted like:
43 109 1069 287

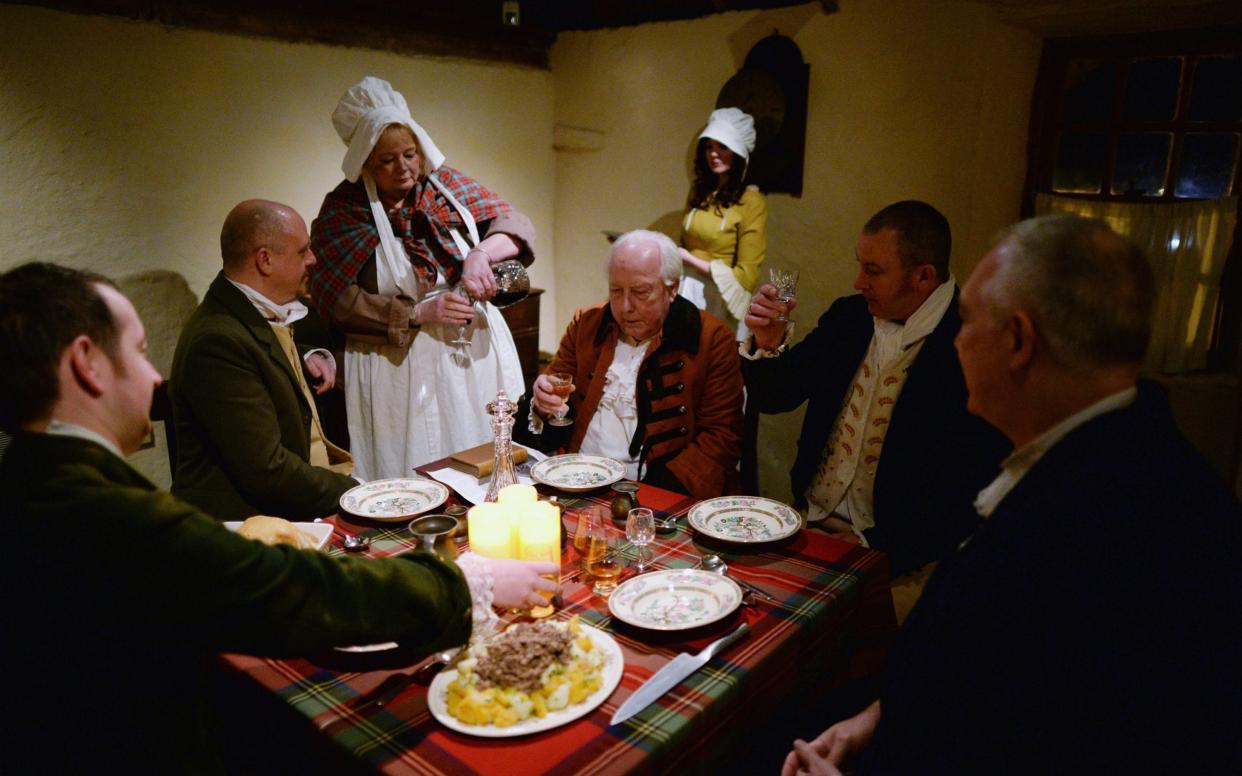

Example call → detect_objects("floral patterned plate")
339 478 450 522
687 496 801 544
608 569 742 631
530 454 626 492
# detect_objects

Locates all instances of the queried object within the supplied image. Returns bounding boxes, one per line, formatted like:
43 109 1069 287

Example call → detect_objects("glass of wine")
546 372 574 427
768 267 799 322
584 527 623 597
626 507 656 574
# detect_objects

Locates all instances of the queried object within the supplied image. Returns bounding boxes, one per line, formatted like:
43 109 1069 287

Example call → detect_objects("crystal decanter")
483 389 520 503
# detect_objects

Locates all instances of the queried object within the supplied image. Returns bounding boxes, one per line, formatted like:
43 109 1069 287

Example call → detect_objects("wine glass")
584 527 623 597
450 284 474 348
626 507 656 574
546 372 574 427
768 267 799 322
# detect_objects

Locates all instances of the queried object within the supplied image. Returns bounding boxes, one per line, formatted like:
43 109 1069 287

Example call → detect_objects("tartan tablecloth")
222 480 896 775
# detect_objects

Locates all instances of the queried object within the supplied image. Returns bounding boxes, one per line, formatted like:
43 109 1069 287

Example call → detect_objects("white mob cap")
697 107 757 160
332 76 446 182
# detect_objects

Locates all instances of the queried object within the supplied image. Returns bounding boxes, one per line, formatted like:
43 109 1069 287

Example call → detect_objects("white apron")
345 174 524 480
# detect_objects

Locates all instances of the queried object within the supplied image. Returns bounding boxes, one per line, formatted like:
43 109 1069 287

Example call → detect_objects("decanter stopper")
483 389 520 503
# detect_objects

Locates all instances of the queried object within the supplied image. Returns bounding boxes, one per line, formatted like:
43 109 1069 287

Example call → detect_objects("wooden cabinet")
499 288 543 388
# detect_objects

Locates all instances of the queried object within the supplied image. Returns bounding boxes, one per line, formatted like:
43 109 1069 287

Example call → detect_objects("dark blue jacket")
743 290 1009 575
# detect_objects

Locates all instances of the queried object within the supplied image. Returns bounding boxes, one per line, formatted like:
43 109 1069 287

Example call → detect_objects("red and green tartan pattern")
223 481 896 775
307 166 513 315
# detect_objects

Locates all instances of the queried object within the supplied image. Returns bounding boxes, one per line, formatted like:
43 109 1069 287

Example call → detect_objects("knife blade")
610 623 750 726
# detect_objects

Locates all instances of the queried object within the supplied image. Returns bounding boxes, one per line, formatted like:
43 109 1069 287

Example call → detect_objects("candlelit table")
220 481 896 774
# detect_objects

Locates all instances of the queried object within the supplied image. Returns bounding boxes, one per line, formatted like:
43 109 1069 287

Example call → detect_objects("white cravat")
225 277 334 369
225 278 309 326
973 386 1138 518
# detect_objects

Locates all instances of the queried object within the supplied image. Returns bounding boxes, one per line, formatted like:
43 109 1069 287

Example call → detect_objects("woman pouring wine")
308 77 532 479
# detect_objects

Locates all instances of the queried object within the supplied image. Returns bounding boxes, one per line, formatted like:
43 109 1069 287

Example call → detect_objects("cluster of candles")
466 483 562 566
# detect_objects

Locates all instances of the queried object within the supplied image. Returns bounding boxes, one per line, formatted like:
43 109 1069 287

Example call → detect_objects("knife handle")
699 623 749 662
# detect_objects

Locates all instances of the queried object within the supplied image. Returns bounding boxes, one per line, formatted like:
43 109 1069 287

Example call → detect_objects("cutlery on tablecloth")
696 554 778 602
609 623 750 726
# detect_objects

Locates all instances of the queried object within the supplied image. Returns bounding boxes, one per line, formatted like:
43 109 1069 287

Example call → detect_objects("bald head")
220 200 300 271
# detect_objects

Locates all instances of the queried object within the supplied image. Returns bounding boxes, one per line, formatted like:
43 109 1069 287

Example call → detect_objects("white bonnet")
332 76 446 182
697 107 756 160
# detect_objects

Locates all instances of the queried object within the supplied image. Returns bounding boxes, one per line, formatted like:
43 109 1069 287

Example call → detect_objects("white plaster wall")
550 0 1041 502
1 4 557 485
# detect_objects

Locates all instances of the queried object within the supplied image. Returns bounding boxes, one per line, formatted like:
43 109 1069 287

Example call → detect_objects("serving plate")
608 569 742 631
428 624 623 737
339 478 449 522
224 520 333 551
687 496 801 544
530 454 625 492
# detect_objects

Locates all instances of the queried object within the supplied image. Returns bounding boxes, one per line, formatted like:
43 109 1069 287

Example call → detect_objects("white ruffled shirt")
580 337 651 480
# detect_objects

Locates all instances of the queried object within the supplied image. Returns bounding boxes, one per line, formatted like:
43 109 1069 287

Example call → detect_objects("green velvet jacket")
0 432 472 773
170 272 356 520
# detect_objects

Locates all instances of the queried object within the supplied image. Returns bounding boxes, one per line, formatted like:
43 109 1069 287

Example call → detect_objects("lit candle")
498 483 538 507
467 502 512 559
518 501 562 563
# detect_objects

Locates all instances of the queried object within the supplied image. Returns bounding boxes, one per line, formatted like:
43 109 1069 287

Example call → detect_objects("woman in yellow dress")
678 107 768 339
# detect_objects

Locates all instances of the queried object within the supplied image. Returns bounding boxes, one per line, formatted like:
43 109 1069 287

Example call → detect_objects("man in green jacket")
0 262 555 772
171 199 355 520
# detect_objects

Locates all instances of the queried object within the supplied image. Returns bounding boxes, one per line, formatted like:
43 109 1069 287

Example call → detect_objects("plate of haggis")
226 516 333 551
339 477 450 522
529 454 626 492
429 618 622 736
687 496 802 544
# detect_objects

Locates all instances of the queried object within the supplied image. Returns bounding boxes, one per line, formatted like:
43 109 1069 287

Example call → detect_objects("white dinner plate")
530 454 626 492
687 496 801 544
224 520 333 551
608 569 743 631
428 624 623 737
338 478 450 522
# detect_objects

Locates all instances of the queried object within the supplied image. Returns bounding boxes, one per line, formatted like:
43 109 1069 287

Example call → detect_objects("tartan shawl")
308 166 512 314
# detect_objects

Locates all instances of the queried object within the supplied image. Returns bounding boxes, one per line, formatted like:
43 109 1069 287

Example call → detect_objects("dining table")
220 473 897 775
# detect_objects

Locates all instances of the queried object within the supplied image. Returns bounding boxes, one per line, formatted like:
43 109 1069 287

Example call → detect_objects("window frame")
1021 25 1242 372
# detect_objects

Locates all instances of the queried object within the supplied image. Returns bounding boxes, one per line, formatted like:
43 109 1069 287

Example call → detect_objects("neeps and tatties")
236 515 315 550
446 618 605 727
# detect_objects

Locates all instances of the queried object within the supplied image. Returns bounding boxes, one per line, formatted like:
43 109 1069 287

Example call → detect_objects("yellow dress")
680 186 768 334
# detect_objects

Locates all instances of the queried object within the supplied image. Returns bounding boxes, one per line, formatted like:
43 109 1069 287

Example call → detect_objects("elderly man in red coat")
519 229 743 499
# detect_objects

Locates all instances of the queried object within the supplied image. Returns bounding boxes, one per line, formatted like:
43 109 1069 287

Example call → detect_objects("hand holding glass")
546 372 574 427
626 507 656 574
768 267 799 322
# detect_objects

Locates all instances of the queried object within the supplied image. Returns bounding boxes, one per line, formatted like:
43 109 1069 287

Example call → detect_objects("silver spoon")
343 534 371 553
698 554 777 602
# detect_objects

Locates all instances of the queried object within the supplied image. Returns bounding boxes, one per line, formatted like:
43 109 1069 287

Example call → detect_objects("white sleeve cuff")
527 402 545 435
302 347 335 370
709 260 752 322
738 323 795 360
455 551 499 637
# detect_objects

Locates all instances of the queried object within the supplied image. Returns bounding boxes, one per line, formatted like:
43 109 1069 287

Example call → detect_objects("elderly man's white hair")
610 230 683 286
